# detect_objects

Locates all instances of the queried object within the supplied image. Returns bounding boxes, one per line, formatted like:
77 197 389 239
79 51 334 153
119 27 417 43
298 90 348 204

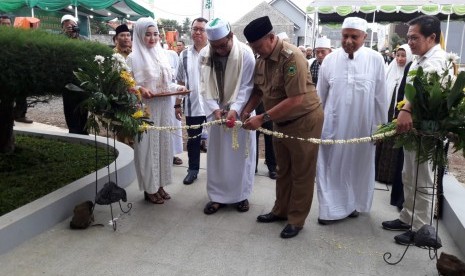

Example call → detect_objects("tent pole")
370 12 376 49
312 10 317 47
31 8 34 18
444 14 450 51
304 13 308 46
460 22 465 64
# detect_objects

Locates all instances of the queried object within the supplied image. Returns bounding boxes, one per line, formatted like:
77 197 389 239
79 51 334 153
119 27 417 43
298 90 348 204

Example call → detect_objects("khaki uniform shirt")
253 39 320 124
113 46 132 58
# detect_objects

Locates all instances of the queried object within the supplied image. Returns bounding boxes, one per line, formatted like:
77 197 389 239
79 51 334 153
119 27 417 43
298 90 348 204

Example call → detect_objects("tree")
0 27 112 153
90 19 112 35
158 18 181 32
390 33 406 50
181 17 191 36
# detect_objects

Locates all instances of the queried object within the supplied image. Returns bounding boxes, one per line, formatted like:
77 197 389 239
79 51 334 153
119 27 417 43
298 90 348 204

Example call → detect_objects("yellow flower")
132 110 144 119
138 122 150 132
396 100 406 110
120 70 136 88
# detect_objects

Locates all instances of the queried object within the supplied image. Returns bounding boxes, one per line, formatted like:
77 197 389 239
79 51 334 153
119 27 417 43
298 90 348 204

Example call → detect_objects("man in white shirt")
382 15 448 246
316 17 387 225
175 18 209 184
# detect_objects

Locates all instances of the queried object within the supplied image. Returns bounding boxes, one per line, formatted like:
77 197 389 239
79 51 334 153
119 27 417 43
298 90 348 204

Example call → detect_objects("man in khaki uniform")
113 24 132 58
242 16 324 239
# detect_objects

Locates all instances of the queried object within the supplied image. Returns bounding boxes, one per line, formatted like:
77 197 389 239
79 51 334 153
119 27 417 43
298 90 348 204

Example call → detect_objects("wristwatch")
262 112 271 122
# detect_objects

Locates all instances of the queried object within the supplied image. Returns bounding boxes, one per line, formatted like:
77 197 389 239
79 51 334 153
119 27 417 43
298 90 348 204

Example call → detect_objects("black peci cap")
115 24 130 36
243 16 272 43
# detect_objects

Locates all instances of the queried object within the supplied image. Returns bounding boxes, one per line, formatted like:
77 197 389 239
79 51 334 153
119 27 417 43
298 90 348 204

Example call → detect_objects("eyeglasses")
191 27 206 33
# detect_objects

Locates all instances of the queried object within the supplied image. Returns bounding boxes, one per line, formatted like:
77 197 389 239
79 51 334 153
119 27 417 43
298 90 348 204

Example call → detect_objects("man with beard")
316 17 387 225
199 18 256 215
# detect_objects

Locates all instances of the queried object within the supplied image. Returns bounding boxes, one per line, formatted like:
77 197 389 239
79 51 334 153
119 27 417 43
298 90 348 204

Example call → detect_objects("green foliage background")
0 26 112 102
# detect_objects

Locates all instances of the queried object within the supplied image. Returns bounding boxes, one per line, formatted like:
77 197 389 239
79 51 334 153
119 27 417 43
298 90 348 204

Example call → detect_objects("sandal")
173 157 183 165
144 192 164 204
203 201 225 215
158 188 171 200
236 199 249 212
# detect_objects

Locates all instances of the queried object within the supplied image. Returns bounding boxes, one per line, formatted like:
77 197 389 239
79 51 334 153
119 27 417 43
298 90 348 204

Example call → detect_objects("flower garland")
146 119 397 145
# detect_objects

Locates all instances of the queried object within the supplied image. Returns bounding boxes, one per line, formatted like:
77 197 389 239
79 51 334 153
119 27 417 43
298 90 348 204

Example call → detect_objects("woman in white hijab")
127 17 187 204
375 44 413 205
385 44 413 115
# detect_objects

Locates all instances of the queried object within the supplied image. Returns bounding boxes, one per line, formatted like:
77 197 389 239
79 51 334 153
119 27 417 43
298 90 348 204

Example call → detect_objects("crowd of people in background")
3 11 455 243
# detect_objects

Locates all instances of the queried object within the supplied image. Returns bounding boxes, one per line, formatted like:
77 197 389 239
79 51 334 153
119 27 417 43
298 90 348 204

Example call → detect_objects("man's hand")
175 107 182 121
213 109 224 121
243 115 263 130
396 110 413 133
240 111 251 123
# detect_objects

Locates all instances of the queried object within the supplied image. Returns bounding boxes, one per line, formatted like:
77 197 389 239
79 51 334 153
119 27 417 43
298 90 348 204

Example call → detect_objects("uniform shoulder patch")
280 48 293 59
287 61 297 77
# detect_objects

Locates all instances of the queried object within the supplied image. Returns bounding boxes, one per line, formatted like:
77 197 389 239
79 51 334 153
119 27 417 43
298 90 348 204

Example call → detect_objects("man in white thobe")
199 18 256 215
316 17 387 224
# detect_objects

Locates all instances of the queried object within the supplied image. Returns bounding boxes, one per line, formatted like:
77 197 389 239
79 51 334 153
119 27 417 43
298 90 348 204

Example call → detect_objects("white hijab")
386 44 413 111
129 17 172 93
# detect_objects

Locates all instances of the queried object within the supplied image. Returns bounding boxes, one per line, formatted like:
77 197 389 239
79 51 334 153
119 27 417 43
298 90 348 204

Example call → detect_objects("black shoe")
15 117 33 124
268 171 277 180
257 212 287 223
348 210 359 218
318 218 338 225
280 224 302 239
394 230 415 245
183 171 197 185
200 140 207 153
382 219 411 231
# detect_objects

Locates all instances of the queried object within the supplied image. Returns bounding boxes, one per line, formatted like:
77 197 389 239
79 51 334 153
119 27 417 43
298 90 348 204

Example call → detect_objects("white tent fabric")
306 0 465 50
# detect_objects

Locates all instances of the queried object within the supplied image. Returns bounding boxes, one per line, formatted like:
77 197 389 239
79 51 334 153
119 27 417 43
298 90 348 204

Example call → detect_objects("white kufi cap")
206 18 231 41
277 32 289 40
315 36 331 49
342 17 367 33
61 14 77 24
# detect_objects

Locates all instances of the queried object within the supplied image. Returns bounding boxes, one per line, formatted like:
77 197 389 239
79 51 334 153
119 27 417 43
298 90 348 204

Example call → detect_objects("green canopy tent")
305 0 465 50
0 0 153 20
306 0 465 23
0 0 153 37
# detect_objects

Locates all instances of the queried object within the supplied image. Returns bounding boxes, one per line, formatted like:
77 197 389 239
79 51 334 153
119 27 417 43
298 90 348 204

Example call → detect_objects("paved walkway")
2 122 463 275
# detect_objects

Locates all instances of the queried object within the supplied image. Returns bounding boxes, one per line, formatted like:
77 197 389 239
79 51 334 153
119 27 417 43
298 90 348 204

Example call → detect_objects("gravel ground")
25 96 465 185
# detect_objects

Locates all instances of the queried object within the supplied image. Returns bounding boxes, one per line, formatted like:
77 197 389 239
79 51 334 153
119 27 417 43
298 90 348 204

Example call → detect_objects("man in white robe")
316 17 387 224
199 18 256 215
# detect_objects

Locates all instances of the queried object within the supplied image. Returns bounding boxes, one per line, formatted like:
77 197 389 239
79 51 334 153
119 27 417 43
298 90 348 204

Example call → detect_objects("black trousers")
13 97 28 118
62 91 88 135
255 119 276 173
186 116 206 172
